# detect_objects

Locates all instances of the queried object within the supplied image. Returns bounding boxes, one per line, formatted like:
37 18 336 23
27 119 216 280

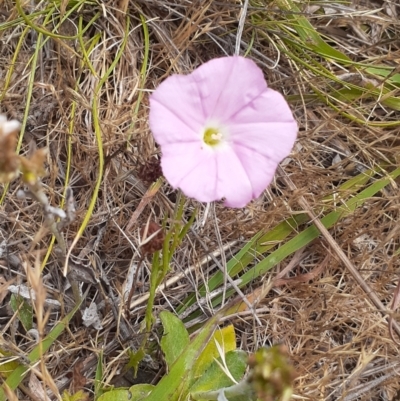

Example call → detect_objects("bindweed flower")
149 56 298 208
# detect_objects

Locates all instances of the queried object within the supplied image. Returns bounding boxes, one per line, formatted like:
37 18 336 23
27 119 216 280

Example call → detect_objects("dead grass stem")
0 0 399 399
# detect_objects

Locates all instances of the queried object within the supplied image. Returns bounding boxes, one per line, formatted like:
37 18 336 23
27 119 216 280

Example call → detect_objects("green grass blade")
189 168 400 316
94 351 104 400
177 167 376 315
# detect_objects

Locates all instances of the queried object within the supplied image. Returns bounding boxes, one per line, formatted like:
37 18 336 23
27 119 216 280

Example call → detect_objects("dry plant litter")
0 0 400 400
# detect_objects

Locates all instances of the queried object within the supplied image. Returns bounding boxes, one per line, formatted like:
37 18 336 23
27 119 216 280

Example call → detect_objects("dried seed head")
248 345 295 401
138 156 163 184
0 115 21 183
140 221 164 254
19 148 47 185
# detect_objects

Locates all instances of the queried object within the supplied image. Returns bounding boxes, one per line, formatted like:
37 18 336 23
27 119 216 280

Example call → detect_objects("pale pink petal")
228 89 297 163
229 88 297 124
213 148 253 208
229 121 297 163
149 75 205 145
161 142 218 202
232 143 279 199
161 143 254 206
190 56 267 123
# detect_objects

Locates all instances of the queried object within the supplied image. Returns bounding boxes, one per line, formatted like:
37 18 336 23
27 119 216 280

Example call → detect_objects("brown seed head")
138 156 163 184
140 221 164 255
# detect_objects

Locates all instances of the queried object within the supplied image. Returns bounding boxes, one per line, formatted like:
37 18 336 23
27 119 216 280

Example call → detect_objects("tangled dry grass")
0 0 400 400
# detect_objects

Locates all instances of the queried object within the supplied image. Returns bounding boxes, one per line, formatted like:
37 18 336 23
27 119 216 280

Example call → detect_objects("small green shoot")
9 295 33 332
94 351 104 400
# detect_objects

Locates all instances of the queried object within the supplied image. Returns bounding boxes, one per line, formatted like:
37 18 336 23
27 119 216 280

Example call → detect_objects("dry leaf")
70 360 87 394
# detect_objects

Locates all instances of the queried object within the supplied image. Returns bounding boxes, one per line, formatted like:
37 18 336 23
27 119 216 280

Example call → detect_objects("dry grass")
0 0 400 400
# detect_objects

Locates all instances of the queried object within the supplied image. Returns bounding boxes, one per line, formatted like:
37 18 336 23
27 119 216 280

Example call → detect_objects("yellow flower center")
203 127 223 147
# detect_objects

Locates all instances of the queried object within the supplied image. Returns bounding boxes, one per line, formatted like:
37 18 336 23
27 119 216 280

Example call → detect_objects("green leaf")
332 87 400 111
365 67 400 85
96 385 154 401
97 389 131 401
142 314 220 401
190 350 248 395
160 311 189 368
10 294 33 332
193 325 236 379
0 349 20 379
129 384 155 401
126 347 146 376
62 389 90 401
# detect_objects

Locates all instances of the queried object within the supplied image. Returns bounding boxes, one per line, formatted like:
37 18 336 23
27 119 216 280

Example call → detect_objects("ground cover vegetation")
0 0 400 400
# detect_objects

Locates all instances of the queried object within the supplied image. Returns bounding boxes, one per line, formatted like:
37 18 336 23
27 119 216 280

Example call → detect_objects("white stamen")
211 132 222 141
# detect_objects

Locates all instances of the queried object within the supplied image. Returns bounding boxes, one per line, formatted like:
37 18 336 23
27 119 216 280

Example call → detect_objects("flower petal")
190 56 267 123
161 143 254 207
232 143 279 200
149 75 205 145
228 89 298 163
214 148 253 208
161 142 218 202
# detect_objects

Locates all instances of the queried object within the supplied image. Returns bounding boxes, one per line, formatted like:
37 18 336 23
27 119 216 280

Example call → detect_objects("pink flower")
149 56 298 208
